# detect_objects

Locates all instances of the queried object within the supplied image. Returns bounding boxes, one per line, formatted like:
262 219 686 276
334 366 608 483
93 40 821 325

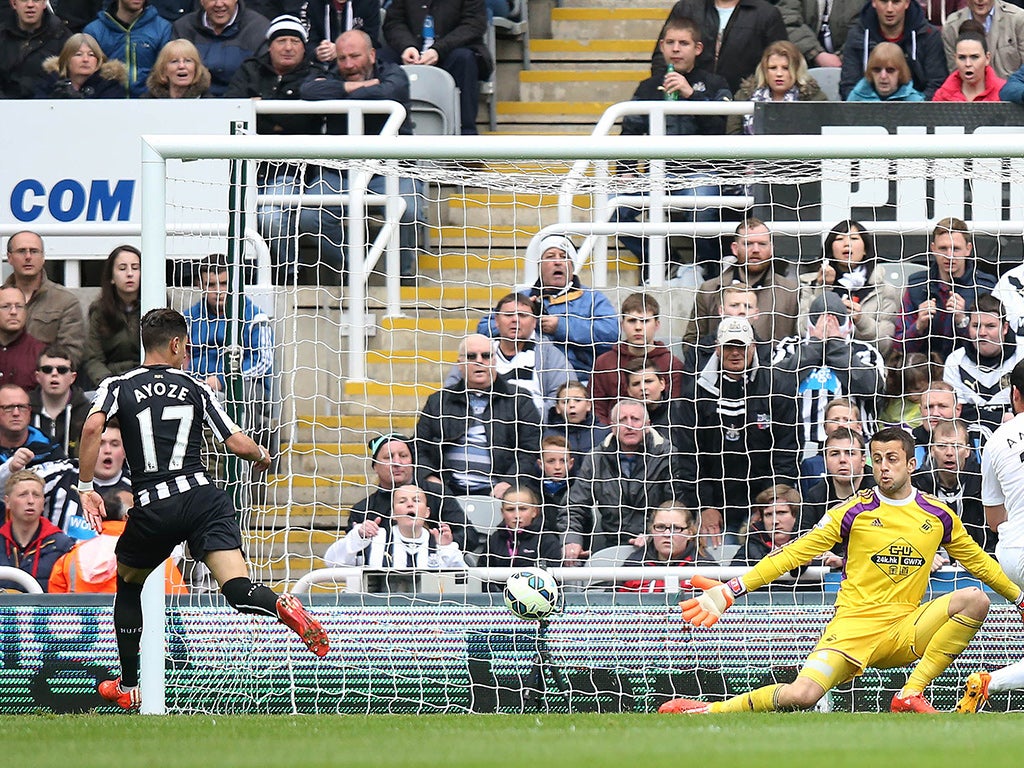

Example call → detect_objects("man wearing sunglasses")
415 333 542 499
29 345 91 459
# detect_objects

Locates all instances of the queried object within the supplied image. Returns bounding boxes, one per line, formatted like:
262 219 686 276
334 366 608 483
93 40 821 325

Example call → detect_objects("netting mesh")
145 148 1024 713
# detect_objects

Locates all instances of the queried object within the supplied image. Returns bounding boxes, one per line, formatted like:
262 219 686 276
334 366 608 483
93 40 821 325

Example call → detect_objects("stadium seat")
482 23 500 132
404 64 462 136
493 0 530 70
585 545 637 569
458 495 503 537
807 66 841 101
706 543 740 565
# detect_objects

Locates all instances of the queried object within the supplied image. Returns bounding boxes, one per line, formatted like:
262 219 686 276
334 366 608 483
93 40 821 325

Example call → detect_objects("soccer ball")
503 568 559 621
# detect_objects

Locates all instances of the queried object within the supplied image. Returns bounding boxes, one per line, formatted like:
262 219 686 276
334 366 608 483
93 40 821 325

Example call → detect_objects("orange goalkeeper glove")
679 575 746 628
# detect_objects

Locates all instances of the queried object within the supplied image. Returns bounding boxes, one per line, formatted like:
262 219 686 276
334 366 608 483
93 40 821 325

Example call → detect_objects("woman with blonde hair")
144 39 211 98
35 33 126 99
619 501 716 593
847 42 925 101
729 40 827 134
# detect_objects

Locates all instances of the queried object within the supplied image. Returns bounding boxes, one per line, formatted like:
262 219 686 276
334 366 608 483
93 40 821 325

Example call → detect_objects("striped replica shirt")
89 366 239 507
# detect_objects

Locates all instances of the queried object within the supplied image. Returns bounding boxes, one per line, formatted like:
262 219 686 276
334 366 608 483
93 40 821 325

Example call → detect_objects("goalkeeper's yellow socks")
905 612 984 693
709 684 784 713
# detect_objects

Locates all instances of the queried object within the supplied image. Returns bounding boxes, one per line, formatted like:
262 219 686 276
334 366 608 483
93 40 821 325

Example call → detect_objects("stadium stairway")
254 0 669 583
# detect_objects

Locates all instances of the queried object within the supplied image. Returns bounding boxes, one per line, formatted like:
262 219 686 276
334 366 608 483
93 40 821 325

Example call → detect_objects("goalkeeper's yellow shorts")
796 594 955 690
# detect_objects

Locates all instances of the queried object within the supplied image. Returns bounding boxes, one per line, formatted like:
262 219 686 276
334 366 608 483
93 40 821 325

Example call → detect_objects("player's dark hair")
869 426 916 459
1011 358 1024 402
141 308 188 352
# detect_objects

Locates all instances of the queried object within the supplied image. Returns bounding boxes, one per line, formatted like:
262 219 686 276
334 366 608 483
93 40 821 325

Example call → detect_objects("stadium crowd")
4 0 1024 603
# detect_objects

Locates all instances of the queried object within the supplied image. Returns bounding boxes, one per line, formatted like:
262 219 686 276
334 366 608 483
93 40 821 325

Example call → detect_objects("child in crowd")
544 381 609 475
478 485 562 592
324 484 466 569
527 434 575 533
624 357 683 449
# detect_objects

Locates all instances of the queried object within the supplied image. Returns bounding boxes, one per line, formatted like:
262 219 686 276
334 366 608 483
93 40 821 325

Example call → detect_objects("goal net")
115 132 1024 714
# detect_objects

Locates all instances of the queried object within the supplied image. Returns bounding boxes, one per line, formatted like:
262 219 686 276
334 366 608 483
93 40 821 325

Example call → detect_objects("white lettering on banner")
10 179 134 223
821 125 1024 225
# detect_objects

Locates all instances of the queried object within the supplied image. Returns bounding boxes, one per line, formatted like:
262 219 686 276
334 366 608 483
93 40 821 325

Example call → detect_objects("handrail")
0 566 43 594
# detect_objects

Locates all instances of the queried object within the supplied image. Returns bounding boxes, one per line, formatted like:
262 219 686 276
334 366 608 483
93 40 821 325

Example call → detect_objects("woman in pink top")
933 20 1006 101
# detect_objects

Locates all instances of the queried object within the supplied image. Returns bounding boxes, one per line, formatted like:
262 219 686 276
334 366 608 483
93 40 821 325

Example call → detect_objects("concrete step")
289 412 420 446
497 100 612 127
447 191 593 229
560 0 666 8
530 38 654 64
551 7 666 41
265 473 370 506
252 504 348 530
519 68 641 102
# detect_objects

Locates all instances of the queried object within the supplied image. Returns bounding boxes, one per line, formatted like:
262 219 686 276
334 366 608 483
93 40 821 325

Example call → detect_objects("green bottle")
664 63 679 101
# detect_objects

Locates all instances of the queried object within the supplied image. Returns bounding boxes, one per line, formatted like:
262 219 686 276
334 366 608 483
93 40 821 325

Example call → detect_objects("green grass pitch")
6 712 1024 768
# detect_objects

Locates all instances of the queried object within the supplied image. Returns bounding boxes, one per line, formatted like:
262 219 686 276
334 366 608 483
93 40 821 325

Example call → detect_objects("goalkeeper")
660 426 1024 714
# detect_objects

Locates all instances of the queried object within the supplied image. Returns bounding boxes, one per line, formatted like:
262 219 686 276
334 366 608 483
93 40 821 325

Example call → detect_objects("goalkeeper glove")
679 575 746 628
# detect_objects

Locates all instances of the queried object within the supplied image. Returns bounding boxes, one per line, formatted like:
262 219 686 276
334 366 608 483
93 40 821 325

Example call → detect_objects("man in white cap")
477 235 619 383
675 315 799 543
773 289 886 462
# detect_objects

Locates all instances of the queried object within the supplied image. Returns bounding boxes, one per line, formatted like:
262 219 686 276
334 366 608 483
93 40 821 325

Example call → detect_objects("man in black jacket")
415 333 543 498
0 0 70 98
381 0 491 134
226 15 320 285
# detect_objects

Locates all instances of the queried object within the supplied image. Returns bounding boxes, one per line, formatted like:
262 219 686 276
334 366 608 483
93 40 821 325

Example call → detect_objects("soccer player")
956 359 1024 713
659 426 1024 715
78 308 329 711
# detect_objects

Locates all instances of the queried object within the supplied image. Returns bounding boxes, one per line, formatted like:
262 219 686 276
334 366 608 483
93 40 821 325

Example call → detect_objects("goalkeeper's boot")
98 678 141 711
890 692 937 713
277 593 329 657
658 697 710 714
955 672 991 714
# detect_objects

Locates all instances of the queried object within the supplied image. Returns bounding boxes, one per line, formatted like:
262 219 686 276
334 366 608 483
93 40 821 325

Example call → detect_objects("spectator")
913 418 994 552
184 255 275 450
681 283 773 372
846 40 926 100
728 40 828 135
943 294 1024 432
447 292 575 419
942 0 1024 79
839 0 947 99
0 286 46 392
685 217 800 346
801 427 875 530
798 396 865 491
933 20 1006 100
615 16 731 284
54 0 105 33
913 382 963 463
542 381 609 476
82 244 141 388
415 333 542 498
620 501 716 593
323 484 468 569
590 292 686 425
285 0 381 56
477 236 619 382
381 0 491 135
226 17 317 283
0 470 73 592
0 382 67 491
477 485 561 592
524 433 575 533
92 423 131 495
676 316 799 541
347 433 475 551
3 231 86 366
650 0 788 93
301 29 425 282
48 487 187 593
0 0 71 99
29 346 90 458
562 398 679 562
34 31 126 97
1000 57 1024 100
773 290 886 462
84 0 171 96
624 357 685 450
777 0 861 67
143 37 212 96
730 484 806 571
878 351 935 429
173 0 270 97
798 220 901 355
893 217 997 361
991 247 1024 332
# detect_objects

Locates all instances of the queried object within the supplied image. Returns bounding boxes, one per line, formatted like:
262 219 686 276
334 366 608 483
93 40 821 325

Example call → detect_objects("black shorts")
115 484 243 569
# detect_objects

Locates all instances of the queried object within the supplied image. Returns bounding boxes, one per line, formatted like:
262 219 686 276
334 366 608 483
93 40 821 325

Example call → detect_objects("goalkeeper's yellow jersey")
740 487 1020 619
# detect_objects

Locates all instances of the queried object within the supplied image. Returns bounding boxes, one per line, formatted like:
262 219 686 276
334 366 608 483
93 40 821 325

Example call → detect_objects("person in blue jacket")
85 0 171 96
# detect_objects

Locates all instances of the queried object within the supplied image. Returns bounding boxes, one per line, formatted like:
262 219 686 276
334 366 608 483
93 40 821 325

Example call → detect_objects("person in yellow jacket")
48 489 187 594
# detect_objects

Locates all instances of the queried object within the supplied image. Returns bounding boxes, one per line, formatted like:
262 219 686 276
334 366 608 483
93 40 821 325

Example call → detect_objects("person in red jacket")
0 469 73 591
933 20 1005 101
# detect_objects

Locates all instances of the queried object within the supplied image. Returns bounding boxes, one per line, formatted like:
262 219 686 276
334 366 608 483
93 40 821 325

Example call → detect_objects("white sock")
988 660 1024 692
